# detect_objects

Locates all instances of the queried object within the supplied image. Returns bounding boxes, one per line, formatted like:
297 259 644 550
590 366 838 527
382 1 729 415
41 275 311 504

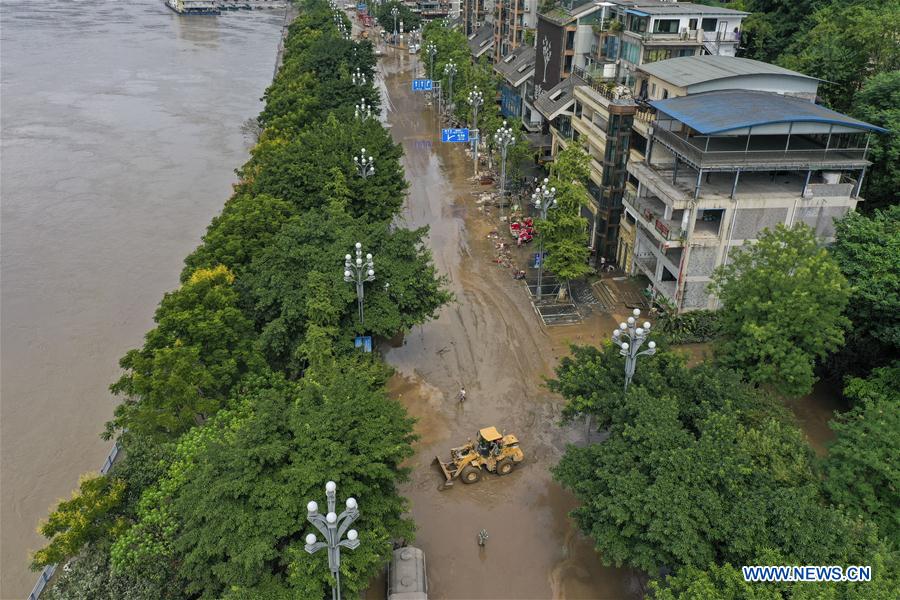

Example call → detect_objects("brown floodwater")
0 1 283 595
377 45 642 599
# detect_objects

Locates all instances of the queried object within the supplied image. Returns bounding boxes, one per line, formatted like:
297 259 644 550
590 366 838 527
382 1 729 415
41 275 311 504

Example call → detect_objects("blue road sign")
354 335 373 352
357 3 367 12
412 78 433 91
441 128 470 143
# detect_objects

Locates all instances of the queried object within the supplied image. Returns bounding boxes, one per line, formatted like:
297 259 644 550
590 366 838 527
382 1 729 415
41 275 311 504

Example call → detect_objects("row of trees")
551 208 899 598
34 2 450 599
736 0 899 209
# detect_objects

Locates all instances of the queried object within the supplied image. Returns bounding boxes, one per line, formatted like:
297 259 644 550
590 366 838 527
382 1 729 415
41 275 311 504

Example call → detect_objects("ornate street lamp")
304 481 360 600
343 242 375 324
425 42 437 79
354 148 375 178
611 308 657 391
444 60 457 111
355 98 372 120
468 86 484 177
531 178 557 300
494 120 515 216
351 68 367 86
391 6 399 37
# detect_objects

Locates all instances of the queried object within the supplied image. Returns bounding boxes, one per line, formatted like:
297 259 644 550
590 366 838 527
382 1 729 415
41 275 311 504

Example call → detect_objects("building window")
650 83 657 97
688 18 698 31
564 54 573 73
566 30 575 50
662 89 668 99
653 19 680 34
701 18 717 31
573 100 582 118
621 41 640 64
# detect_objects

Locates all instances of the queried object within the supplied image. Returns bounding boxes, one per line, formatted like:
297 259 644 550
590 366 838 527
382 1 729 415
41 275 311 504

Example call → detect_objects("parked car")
387 546 427 600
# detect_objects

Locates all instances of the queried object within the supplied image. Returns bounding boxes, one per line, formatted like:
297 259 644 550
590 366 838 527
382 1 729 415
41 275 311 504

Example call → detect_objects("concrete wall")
686 246 718 276
732 206 788 240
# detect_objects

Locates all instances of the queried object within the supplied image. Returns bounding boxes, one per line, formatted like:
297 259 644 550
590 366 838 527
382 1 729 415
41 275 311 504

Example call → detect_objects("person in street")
457 386 466 403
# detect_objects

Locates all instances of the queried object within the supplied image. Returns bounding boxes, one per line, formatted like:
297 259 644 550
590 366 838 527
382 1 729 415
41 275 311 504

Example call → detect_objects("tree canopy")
822 363 900 543
540 142 592 285
551 343 895 590
710 224 850 397
106 266 262 441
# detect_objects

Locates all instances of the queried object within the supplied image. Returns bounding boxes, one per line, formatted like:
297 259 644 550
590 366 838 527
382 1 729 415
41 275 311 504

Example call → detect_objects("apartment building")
533 0 606 97
592 0 748 87
463 0 494 35
621 90 885 312
493 0 538 62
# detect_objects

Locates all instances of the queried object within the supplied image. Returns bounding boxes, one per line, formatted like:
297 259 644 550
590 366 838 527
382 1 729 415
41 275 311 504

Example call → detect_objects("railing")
653 127 870 168
571 66 632 104
623 191 683 241
28 441 122 600
703 30 740 43
804 182 855 198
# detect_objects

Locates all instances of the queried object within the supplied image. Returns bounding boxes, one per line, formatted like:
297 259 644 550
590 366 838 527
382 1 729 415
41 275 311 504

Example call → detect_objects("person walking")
457 386 467 404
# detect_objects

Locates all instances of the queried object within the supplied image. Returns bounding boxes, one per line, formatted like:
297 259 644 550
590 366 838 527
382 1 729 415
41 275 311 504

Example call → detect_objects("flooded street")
379 47 642 599
0 1 283 595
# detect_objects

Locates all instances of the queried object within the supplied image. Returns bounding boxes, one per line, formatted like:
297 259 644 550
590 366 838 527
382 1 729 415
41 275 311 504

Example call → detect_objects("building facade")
620 90 885 312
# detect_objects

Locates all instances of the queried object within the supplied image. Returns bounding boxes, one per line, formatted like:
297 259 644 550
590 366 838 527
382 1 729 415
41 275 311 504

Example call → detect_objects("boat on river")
166 0 221 15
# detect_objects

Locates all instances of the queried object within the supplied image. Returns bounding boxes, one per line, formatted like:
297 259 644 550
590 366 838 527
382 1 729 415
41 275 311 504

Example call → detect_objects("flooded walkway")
378 46 641 600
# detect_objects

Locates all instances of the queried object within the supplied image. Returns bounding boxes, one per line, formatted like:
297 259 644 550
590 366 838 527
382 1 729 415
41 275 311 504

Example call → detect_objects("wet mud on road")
376 46 642 600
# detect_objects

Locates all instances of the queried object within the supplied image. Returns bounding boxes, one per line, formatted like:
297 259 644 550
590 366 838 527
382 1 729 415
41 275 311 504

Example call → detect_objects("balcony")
631 29 702 45
623 191 684 243
653 127 871 172
703 30 739 43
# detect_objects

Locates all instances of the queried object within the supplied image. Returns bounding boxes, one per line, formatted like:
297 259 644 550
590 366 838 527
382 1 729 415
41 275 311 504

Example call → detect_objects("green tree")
32 475 126 569
540 143 592 297
106 266 262 440
374 1 421 34
181 194 296 282
243 201 449 372
112 365 416 599
239 115 407 223
739 0 817 63
851 71 900 210
779 0 900 112
649 562 782 600
551 348 868 575
829 205 900 379
822 363 900 542
710 224 850 397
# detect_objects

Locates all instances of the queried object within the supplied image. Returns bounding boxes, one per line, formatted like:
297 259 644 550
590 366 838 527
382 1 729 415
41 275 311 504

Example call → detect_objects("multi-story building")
493 0 538 62
592 0 748 87
468 23 496 60
535 73 635 260
532 0 606 97
495 44 536 122
621 90 885 312
620 55 823 273
463 0 494 35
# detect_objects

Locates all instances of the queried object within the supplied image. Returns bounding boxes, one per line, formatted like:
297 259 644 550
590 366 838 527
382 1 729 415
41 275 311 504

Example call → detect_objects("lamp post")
425 42 437 79
531 178 557 300
494 120 515 217
304 481 360 600
355 98 372 120
444 60 457 112
611 308 657 391
351 68 367 86
354 148 375 178
343 243 375 325
468 86 483 177
391 6 399 39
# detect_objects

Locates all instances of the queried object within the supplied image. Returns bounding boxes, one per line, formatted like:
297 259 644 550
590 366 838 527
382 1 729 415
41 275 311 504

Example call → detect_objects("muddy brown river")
0 1 283 596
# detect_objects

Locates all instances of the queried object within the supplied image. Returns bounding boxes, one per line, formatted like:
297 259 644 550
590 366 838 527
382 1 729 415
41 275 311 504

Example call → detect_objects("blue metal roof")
625 8 650 17
650 90 888 135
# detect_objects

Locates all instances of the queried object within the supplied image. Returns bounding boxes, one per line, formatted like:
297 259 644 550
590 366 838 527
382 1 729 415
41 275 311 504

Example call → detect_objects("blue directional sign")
441 128 470 143
356 3 367 12
354 335 373 353
412 78 433 91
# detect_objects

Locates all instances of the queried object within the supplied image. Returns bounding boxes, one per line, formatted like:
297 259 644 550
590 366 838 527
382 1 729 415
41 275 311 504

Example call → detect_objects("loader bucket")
434 456 454 489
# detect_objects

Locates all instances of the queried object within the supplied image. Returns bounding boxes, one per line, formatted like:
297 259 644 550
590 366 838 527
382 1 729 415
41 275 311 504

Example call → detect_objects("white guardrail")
28 442 120 600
